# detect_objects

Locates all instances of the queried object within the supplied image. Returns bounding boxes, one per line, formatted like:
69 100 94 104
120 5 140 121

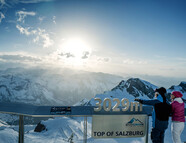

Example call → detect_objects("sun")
58 37 91 66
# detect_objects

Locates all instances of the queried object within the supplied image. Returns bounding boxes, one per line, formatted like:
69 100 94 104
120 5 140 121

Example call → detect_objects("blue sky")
0 0 186 84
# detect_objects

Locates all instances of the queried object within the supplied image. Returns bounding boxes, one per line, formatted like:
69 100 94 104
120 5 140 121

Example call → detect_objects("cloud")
16 25 53 48
1 2 53 48
58 52 74 58
53 16 56 24
0 53 42 63
82 51 90 59
16 10 36 23
15 10 53 48
0 0 52 9
0 12 5 23
97 57 110 62
123 59 134 64
176 57 186 63
16 24 37 36
38 16 45 23
0 0 10 9
37 28 53 48
0 0 5 7
0 52 53 69
19 0 53 4
123 59 148 65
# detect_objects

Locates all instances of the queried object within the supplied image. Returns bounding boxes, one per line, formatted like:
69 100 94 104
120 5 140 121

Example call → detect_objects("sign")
50 107 71 115
94 98 143 112
92 115 147 138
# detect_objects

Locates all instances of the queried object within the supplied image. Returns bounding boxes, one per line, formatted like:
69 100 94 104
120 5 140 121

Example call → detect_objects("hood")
171 91 183 98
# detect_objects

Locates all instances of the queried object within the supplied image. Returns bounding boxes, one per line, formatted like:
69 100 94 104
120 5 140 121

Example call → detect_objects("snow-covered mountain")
0 73 61 105
0 67 123 106
167 81 186 98
89 78 158 106
89 78 186 106
111 78 157 98
1 68 185 107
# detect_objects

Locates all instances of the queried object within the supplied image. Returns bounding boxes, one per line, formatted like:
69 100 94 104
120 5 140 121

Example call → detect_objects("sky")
0 0 186 85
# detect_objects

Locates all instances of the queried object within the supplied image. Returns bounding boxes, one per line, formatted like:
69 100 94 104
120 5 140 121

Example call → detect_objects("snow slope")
0 117 186 143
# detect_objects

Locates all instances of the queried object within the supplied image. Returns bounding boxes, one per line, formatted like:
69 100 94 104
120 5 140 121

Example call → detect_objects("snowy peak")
168 82 186 93
0 73 61 105
111 80 125 91
112 78 157 99
167 82 186 99
125 78 157 99
89 78 157 106
178 82 186 92
73 98 90 106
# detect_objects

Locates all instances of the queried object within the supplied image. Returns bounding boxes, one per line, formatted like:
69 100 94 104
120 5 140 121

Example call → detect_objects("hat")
155 87 166 95
171 91 183 98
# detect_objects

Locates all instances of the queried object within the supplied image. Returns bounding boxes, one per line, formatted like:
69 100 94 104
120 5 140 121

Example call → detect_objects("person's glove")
134 98 143 103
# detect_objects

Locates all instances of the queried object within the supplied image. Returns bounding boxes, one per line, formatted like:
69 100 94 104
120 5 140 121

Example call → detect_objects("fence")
0 102 185 143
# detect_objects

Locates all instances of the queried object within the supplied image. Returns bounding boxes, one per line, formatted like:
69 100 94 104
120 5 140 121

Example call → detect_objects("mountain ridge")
0 68 186 107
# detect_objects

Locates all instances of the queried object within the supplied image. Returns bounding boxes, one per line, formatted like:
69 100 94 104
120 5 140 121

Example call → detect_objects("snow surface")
141 79 157 90
0 117 186 143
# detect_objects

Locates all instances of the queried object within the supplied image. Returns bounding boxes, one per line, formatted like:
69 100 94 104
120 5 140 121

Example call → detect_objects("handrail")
0 102 185 143
0 102 154 116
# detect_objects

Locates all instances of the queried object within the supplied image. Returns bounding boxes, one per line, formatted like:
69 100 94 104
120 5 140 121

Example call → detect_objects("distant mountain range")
0 67 185 124
0 67 122 106
0 67 185 106
88 78 186 106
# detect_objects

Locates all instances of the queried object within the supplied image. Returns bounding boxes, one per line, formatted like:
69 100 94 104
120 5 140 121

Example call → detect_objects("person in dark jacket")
135 87 171 143
182 98 186 103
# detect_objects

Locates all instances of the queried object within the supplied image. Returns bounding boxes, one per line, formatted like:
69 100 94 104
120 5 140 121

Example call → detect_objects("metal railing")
0 102 185 143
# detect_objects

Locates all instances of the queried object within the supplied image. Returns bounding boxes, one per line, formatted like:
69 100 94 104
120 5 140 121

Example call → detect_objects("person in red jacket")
170 91 185 143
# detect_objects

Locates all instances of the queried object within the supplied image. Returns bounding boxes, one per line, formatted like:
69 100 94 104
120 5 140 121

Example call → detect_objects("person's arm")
135 99 159 106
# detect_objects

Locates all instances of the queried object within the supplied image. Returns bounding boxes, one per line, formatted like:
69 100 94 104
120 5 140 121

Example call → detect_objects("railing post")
83 116 87 143
145 115 149 143
19 115 24 143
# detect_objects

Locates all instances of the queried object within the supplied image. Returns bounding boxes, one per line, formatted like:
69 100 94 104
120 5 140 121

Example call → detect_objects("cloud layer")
15 9 54 48
0 53 42 63
0 12 5 23
16 11 36 23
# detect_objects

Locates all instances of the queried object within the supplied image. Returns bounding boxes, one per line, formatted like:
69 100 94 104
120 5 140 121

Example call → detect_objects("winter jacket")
140 95 171 130
171 98 185 122
182 98 186 103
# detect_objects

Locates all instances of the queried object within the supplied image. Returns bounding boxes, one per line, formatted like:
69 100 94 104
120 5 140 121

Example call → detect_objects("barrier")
0 102 185 143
